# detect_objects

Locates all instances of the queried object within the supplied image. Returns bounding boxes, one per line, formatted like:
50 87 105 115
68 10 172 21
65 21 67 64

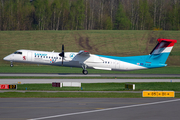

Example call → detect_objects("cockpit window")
14 51 22 54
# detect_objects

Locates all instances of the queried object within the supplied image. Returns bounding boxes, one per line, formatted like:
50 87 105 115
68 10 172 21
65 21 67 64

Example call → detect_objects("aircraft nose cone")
3 56 10 61
3 56 7 61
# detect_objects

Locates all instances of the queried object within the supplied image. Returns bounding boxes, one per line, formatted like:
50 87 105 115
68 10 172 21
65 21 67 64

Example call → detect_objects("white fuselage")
3 49 146 71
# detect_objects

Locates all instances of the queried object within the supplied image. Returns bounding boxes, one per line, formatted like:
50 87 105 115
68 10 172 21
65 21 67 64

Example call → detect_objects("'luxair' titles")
34 53 47 56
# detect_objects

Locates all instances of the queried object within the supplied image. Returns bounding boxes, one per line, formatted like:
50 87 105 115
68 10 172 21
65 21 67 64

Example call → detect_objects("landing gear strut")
10 61 13 67
82 64 88 75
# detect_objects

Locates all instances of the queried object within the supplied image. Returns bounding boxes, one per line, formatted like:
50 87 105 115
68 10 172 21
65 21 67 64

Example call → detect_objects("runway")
1 74 180 120
1 77 180 120
1 79 180 84
1 73 180 77
0 98 180 120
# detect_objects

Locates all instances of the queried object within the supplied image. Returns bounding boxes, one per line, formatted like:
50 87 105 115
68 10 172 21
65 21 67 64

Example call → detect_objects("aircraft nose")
3 56 8 61
3 56 10 61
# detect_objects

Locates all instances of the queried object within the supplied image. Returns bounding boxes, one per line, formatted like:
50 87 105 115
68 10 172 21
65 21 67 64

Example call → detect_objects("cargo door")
115 61 120 69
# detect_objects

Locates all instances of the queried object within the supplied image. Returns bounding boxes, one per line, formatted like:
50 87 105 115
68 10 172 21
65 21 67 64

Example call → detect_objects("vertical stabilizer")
147 38 177 64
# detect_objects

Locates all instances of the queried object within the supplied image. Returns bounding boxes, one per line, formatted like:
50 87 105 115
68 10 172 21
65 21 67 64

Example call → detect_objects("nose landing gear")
10 61 13 67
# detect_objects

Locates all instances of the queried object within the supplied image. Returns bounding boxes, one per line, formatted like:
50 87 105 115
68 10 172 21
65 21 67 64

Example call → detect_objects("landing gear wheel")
82 70 88 75
10 61 13 67
82 64 88 75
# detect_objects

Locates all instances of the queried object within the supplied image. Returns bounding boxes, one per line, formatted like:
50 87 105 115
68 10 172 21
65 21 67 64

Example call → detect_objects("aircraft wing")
77 50 90 56
72 50 90 64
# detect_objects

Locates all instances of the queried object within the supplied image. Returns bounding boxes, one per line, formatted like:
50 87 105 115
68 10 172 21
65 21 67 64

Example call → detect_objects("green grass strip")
1 66 180 74
0 92 141 98
1 76 180 79
0 92 179 98
1 82 180 98
15 83 180 91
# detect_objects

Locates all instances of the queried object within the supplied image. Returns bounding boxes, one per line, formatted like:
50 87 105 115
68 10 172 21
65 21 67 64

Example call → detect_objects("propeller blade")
59 44 64 66
62 44 64 52
62 57 63 66
59 44 64 57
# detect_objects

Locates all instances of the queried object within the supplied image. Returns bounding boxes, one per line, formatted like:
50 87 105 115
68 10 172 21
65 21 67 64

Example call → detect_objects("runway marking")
0 118 26 120
28 99 180 120
96 108 105 109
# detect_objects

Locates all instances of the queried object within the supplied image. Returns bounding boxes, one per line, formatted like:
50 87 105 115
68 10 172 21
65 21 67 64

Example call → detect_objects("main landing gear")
82 64 88 75
82 70 88 75
10 61 13 67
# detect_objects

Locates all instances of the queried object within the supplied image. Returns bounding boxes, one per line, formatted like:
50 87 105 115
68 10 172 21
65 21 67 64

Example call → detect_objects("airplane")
3 38 177 75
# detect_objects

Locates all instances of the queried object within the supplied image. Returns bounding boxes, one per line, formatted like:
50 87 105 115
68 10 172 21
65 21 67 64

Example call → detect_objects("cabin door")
115 61 120 69
27 52 32 61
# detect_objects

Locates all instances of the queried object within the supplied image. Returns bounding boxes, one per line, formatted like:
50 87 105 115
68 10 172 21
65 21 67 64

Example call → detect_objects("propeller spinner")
59 44 64 65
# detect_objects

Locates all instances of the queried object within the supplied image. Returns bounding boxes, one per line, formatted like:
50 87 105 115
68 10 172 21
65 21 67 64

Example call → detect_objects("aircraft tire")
83 70 88 75
10 64 13 67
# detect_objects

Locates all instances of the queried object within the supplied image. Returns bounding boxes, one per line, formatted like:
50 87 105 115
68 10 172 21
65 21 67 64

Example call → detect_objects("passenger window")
46 56 48 58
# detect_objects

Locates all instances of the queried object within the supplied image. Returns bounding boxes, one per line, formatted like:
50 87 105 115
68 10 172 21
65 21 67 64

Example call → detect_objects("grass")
0 92 144 98
1 82 180 98
1 92 179 98
1 30 180 98
1 77 180 79
15 82 180 91
1 30 180 67
0 66 180 74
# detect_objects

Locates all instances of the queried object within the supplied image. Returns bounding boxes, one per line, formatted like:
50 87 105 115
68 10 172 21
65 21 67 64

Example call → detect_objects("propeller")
59 44 64 66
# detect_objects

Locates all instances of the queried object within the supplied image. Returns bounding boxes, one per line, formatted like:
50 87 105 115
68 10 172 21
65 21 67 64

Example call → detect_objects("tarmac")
0 98 180 120
1 73 180 120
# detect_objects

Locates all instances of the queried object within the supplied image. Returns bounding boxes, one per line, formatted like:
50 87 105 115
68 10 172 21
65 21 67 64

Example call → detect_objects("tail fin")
147 38 177 64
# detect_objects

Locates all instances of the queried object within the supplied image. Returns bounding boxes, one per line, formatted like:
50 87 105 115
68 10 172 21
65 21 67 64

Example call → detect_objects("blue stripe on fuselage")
96 54 147 64
96 54 168 69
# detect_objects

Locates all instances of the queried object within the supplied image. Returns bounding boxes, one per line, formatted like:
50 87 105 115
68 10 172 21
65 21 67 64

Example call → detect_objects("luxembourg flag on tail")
148 38 177 65
150 38 177 55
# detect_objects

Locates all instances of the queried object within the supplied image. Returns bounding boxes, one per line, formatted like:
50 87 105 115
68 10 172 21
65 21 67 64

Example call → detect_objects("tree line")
0 0 180 30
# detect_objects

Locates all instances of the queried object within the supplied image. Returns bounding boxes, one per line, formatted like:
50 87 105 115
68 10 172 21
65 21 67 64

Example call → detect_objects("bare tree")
154 0 157 27
110 0 114 29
